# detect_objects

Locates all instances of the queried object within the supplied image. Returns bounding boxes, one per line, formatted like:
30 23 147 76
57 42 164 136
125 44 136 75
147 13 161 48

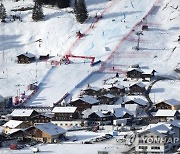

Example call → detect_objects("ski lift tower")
133 31 143 51
142 18 148 31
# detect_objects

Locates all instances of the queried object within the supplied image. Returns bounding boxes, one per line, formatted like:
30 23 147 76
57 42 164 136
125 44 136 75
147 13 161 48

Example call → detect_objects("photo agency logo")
138 136 179 144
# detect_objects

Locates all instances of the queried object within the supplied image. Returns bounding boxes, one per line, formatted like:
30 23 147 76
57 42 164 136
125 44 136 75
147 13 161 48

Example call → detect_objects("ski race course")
25 0 161 107
0 0 180 107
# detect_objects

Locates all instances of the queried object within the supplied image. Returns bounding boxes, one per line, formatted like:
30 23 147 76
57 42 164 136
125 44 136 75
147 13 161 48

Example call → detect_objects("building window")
151 146 160 150
139 146 147 150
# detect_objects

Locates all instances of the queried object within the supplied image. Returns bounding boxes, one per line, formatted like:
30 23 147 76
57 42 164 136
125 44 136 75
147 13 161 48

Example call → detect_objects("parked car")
9 144 25 150
105 134 113 139
83 141 93 144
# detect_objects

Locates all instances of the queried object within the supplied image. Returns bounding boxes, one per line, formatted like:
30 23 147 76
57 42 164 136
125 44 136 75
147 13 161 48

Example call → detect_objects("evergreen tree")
32 0 44 21
73 0 77 13
57 0 70 9
0 3 6 22
49 0 57 7
74 0 88 24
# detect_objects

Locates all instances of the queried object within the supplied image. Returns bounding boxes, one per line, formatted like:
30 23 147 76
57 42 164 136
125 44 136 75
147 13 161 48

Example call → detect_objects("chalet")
2 120 30 134
29 114 52 125
113 108 133 119
154 99 180 110
129 82 146 95
86 107 133 125
10 109 50 125
136 124 174 153
124 96 148 108
52 107 79 121
88 110 113 125
108 85 126 96
155 110 180 122
70 96 99 112
26 122 66 143
124 103 146 117
10 109 39 121
6 129 26 142
97 94 117 105
82 87 106 97
141 69 156 79
126 68 143 79
168 120 180 138
17 53 36 64
168 120 180 146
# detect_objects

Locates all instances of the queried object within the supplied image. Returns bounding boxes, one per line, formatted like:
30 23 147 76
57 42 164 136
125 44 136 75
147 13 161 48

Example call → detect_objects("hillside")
0 0 179 107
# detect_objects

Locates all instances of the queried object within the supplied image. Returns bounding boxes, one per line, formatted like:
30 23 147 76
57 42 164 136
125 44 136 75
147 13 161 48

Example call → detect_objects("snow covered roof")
35 122 66 136
11 109 35 117
93 111 107 118
151 124 172 134
168 120 180 128
17 52 35 58
125 104 138 112
109 84 125 89
3 120 23 129
156 99 180 106
127 68 143 73
101 93 115 98
73 95 98 105
141 69 155 74
130 82 146 88
52 107 77 113
82 105 121 118
124 96 147 106
84 87 101 91
133 98 147 106
6 129 22 135
155 109 178 117
91 105 121 112
113 108 133 118
138 123 173 136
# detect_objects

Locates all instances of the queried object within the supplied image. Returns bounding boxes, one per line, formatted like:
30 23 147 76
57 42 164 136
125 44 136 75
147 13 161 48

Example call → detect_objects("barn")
17 53 36 64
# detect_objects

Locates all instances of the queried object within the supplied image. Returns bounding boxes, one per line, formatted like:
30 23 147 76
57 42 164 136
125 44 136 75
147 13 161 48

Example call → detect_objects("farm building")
126 68 143 79
17 53 36 64
97 94 117 105
70 96 99 112
26 122 66 143
51 107 80 121
129 82 146 95
154 99 180 110
108 85 126 96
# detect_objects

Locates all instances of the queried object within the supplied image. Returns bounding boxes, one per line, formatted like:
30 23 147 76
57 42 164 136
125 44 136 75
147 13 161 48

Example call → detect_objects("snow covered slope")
0 0 179 107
